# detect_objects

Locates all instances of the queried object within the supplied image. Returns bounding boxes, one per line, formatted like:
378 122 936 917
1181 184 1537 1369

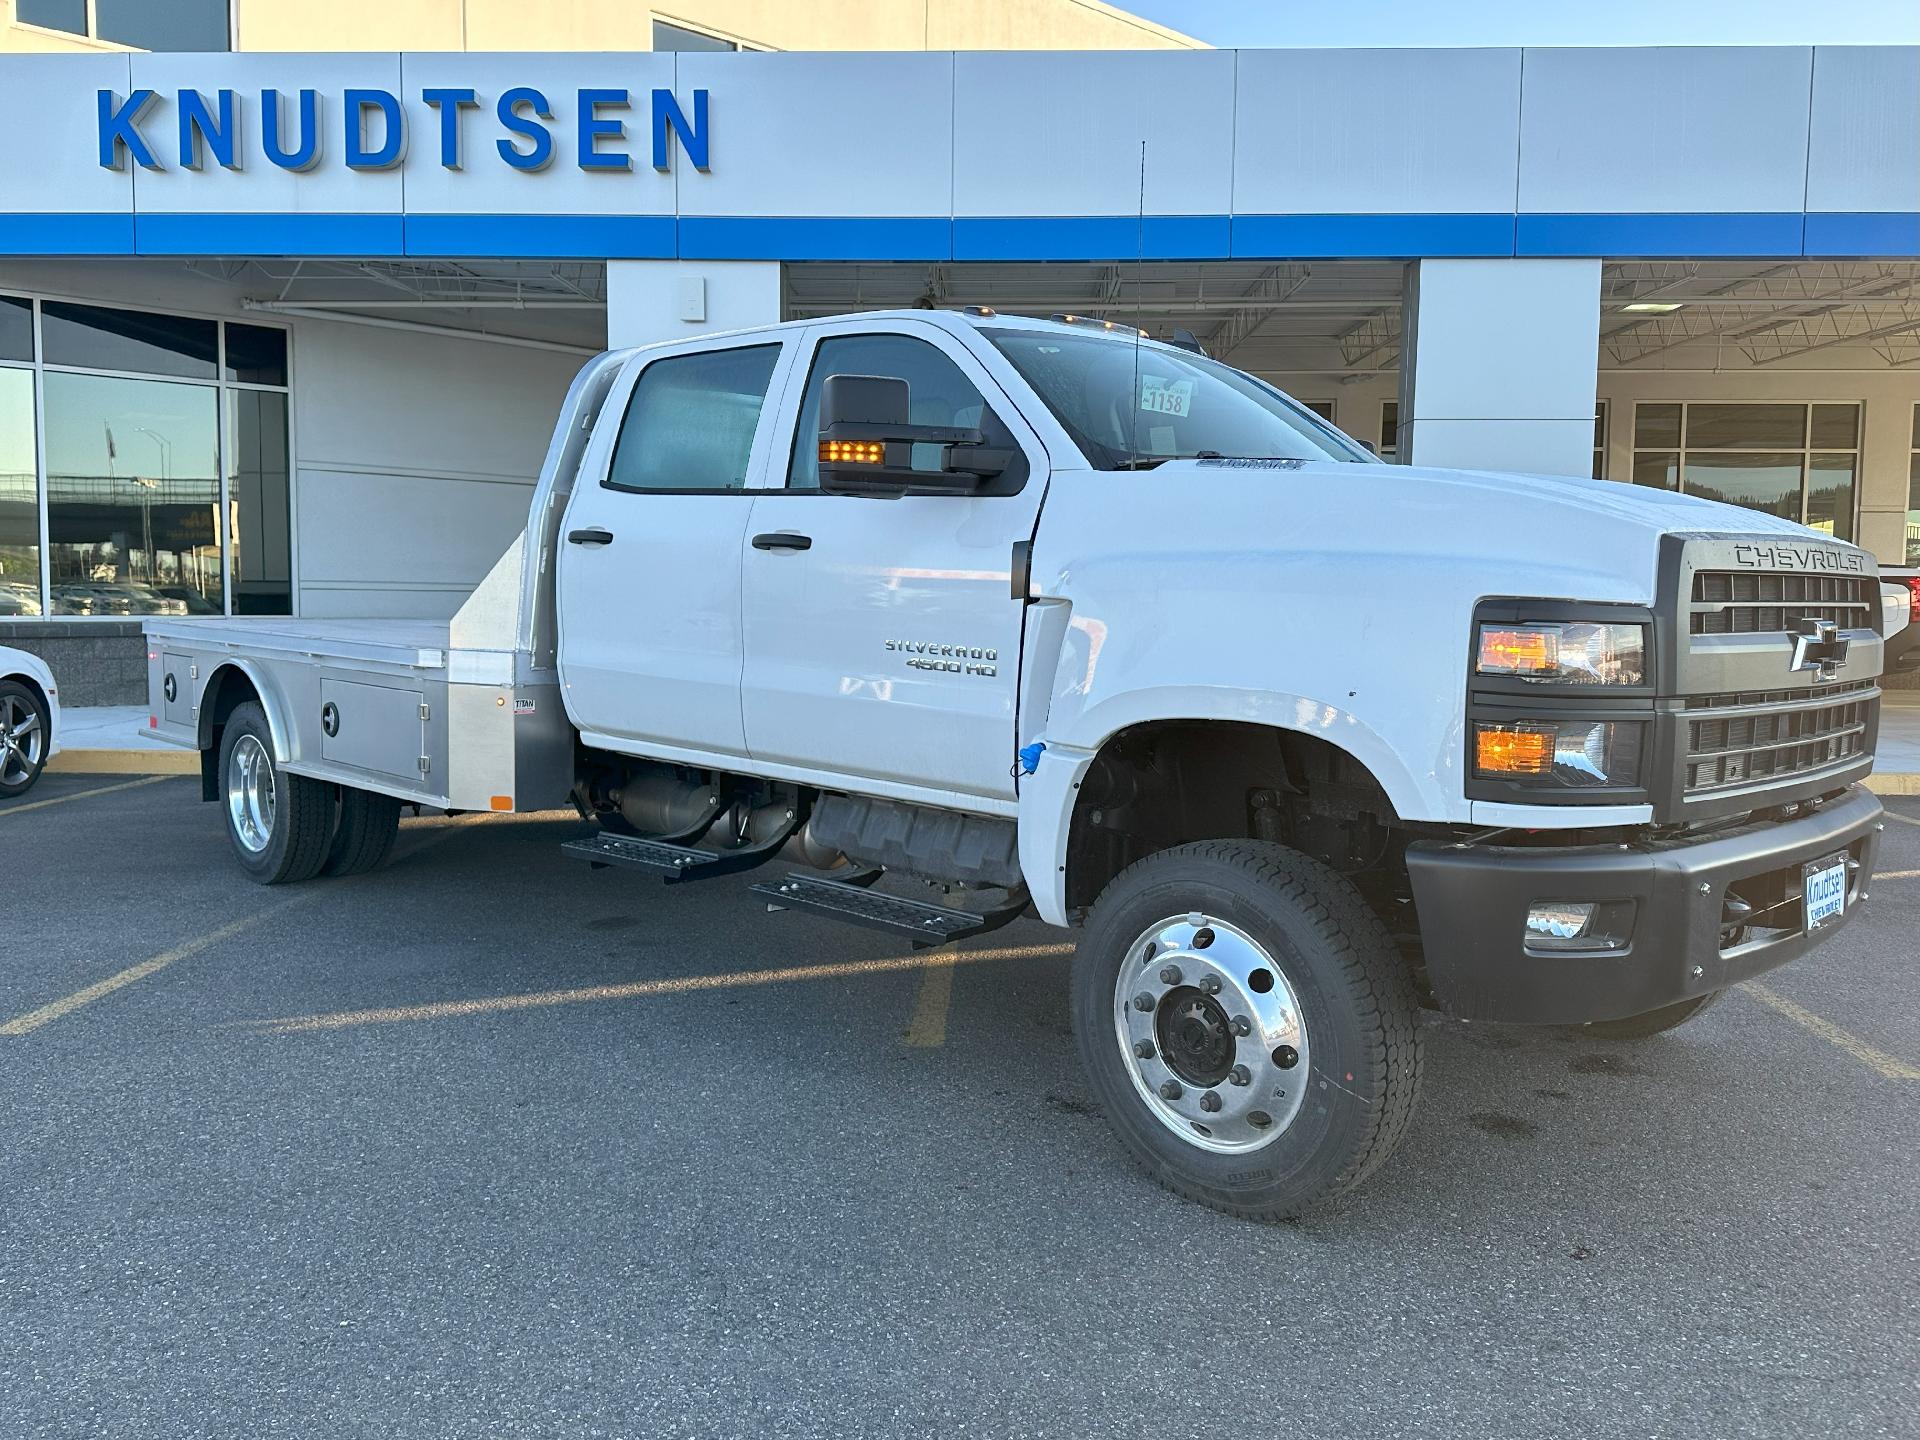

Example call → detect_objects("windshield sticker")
1139 375 1193 417
1195 457 1307 470
1148 424 1177 453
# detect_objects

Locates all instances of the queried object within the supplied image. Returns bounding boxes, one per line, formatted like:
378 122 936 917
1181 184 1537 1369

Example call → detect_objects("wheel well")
1064 721 1405 917
197 666 262 801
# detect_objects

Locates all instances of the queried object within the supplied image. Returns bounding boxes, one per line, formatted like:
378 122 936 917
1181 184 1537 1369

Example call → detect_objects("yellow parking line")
1873 868 1920 880
1885 811 1920 829
248 940 1075 1036
0 900 307 1037
1741 982 1920 1081
0 811 485 1037
0 774 171 818
904 957 956 1047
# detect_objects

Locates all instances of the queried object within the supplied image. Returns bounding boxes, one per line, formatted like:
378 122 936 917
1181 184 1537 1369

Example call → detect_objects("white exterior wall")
605 260 781 348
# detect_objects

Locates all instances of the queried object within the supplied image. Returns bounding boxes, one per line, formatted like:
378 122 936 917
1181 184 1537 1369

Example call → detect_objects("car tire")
1563 992 1721 1041
0 679 51 800
1073 839 1424 1222
218 701 333 885
322 785 402 877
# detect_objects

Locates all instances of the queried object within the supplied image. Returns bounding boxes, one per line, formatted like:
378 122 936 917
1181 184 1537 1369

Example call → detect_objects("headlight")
1474 720 1644 788
1477 622 1646 686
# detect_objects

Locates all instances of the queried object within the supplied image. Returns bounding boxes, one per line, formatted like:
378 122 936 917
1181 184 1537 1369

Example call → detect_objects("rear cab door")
557 333 799 761
739 315 1054 809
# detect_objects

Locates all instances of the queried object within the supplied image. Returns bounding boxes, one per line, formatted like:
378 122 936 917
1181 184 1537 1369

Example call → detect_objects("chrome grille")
1690 570 1877 635
1683 681 1875 794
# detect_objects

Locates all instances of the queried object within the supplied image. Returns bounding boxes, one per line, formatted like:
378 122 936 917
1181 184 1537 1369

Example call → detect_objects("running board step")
751 872 1026 949
563 831 779 885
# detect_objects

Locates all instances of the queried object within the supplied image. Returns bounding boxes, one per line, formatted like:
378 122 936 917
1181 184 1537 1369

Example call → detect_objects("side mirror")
817 373 1010 497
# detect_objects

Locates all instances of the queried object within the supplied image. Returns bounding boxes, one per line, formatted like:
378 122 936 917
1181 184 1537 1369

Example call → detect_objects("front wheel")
1073 840 1424 1222
0 680 50 799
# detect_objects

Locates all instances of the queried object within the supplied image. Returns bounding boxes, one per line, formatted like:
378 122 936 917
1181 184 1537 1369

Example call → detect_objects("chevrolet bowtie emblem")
1789 617 1850 681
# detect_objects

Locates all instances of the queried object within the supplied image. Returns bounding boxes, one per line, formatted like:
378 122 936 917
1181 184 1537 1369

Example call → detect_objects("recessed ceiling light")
1622 302 1685 314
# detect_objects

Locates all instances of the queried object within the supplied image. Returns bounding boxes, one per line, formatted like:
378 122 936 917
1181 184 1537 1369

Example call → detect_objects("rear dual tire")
1074 839 1424 1222
218 701 401 884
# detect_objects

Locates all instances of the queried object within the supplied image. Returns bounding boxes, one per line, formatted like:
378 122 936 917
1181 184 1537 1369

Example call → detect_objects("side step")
751 872 1026 949
563 831 781 885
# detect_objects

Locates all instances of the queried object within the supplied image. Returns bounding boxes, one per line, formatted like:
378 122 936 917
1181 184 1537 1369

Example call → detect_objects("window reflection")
0 369 38 616
229 390 292 615
1680 453 1802 521
44 373 222 616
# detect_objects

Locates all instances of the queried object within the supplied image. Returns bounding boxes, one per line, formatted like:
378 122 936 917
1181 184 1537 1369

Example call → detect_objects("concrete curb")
48 749 199 776
40 746 1920 794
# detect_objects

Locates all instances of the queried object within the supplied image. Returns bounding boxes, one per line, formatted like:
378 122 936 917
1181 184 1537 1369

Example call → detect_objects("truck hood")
1180 456 1823 541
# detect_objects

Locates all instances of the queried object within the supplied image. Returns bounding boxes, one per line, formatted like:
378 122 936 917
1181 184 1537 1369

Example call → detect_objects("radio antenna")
1129 139 1146 468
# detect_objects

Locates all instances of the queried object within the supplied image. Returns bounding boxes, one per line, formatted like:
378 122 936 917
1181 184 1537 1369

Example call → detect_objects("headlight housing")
1474 719 1644 789
1477 622 1646 686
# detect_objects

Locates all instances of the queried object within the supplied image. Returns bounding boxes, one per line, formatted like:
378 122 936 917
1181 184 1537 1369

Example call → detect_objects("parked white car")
0 645 60 798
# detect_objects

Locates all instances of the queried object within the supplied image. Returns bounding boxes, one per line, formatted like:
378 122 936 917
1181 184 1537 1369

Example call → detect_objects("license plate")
1803 853 1848 930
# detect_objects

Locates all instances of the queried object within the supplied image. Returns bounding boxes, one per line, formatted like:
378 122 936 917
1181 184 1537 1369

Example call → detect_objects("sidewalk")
46 697 1920 792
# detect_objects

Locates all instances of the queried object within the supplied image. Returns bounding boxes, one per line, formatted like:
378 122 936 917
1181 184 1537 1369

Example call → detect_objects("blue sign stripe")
0 210 1912 261
1517 212 1807 258
405 213 676 258
0 213 137 255
677 215 952 261
135 212 405 256
1802 211 1920 258
953 215 1233 261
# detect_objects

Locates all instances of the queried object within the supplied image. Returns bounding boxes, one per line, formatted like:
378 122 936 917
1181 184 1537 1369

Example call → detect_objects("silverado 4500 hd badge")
886 640 998 677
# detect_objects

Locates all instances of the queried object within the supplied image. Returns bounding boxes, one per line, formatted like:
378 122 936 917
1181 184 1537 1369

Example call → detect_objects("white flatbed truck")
144 309 1887 1219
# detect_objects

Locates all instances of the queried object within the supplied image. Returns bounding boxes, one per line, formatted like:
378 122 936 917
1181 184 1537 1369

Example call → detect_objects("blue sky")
1127 0 1920 47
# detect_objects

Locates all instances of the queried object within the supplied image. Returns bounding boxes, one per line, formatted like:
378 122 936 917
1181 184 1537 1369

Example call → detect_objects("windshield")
986 328 1375 470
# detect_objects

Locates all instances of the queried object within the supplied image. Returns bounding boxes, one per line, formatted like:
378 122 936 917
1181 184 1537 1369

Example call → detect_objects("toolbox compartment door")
160 652 195 727
319 677 427 786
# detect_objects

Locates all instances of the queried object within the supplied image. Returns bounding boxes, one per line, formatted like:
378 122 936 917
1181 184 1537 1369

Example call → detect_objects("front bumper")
1405 784 1883 1025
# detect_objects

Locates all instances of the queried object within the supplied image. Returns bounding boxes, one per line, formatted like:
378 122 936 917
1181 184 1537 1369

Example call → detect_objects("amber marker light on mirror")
820 439 885 465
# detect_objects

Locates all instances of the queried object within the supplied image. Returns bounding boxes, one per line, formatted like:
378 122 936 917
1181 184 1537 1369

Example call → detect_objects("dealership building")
0 4 1916 702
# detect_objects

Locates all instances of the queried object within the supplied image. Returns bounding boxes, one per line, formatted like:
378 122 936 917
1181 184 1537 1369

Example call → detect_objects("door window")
787 333 1021 490
606 344 781 494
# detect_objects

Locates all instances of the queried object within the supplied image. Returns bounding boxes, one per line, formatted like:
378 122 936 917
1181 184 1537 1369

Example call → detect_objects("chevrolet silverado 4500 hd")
144 310 1888 1220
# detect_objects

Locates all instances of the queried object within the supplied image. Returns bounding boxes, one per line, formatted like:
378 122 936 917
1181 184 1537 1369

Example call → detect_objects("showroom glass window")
1628 402 1860 542
0 294 291 618
1909 404 1920 565
16 0 231 48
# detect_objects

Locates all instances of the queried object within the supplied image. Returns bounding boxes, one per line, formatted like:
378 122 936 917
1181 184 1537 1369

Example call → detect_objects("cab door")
740 319 1049 807
557 336 793 760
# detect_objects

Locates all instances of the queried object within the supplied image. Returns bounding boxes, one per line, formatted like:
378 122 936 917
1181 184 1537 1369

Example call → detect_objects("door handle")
751 532 813 552
567 527 614 546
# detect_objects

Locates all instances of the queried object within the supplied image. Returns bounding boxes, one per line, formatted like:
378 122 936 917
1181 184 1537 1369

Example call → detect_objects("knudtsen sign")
97 86 711 174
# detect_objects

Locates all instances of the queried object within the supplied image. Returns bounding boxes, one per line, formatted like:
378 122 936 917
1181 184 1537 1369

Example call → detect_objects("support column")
1399 258 1601 477
604 259 782 349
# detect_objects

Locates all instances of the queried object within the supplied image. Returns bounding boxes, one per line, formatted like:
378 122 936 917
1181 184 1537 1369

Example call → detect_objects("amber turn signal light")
820 439 885 465
1474 724 1556 776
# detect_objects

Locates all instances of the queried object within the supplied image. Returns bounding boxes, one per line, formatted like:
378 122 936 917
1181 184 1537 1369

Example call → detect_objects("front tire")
1073 840 1424 1221
0 680 50 799
218 701 333 885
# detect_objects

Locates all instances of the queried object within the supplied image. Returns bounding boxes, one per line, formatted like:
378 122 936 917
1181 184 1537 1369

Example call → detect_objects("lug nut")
1272 1045 1299 1069
1197 974 1222 995
1133 1040 1155 1059
1132 992 1155 1012
1200 1091 1222 1113
1230 1014 1252 1036
1228 1064 1251 1086
1158 964 1183 985
1158 1079 1184 1100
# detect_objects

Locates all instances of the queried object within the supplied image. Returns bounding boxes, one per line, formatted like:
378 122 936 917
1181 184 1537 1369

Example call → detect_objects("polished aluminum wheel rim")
0 693 44 787
1112 913 1310 1154
226 734 276 853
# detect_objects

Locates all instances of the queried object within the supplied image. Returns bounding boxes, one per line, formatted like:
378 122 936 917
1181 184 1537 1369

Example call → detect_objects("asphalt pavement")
2 772 1917 1439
